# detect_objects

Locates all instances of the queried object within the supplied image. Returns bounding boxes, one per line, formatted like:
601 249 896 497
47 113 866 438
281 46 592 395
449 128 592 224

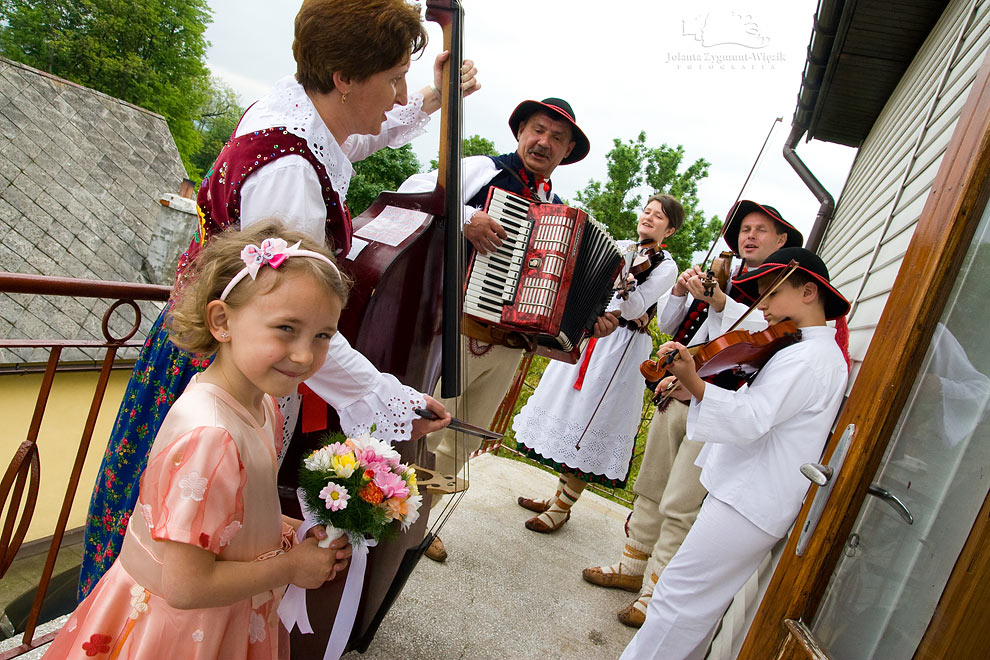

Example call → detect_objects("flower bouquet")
295 431 422 547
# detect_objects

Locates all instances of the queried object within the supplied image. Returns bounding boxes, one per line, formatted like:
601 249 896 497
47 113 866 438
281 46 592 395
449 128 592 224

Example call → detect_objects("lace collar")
237 75 353 198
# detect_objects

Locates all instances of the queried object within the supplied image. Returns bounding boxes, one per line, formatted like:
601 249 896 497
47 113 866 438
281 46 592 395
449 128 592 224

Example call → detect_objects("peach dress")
46 377 295 659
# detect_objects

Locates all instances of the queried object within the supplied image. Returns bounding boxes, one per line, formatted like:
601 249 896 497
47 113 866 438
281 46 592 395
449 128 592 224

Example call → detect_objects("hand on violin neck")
672 265 705 297
656 341 705 401
684 274 727 311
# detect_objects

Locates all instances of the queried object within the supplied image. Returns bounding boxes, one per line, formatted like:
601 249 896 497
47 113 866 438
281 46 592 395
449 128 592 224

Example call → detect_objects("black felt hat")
508 97 590 164
723 200 803 256
731 247 850 320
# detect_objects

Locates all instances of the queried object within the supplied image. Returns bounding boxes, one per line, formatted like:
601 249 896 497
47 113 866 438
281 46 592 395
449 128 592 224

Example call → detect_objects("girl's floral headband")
219 237 341 301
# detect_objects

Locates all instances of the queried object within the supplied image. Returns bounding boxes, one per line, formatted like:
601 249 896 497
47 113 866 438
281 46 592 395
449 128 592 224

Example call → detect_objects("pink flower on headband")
239 238 296 280
219 235 340 302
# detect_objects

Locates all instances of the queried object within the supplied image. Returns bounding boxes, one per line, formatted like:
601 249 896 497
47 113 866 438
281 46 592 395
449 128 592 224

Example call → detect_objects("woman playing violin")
512 194 683 533
621 247 851 660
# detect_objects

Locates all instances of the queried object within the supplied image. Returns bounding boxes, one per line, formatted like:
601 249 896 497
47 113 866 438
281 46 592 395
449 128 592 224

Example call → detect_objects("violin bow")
699 117 782 296
724 259 799 333
651 260 799 406
703 116 783 267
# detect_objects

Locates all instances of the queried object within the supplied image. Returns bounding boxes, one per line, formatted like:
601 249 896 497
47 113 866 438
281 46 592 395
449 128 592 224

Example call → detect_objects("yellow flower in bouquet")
331 452 358 478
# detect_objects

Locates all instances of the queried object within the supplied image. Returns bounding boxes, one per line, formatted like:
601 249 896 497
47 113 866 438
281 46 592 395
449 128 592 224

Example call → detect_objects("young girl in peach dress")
45 222 358 659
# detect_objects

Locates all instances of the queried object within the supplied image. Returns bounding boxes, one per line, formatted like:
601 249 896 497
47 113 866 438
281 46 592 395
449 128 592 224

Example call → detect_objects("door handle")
796 424 855 556
867 484 914 524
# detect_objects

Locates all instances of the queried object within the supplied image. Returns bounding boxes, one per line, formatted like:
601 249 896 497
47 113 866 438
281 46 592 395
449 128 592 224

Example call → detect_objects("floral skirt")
78 305 209 600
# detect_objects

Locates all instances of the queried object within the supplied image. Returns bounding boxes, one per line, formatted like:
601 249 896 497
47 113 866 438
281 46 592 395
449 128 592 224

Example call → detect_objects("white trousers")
619 496 778 660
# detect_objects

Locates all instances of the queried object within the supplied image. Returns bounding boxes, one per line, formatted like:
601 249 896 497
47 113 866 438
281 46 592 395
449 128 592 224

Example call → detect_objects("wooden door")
735 44 990 660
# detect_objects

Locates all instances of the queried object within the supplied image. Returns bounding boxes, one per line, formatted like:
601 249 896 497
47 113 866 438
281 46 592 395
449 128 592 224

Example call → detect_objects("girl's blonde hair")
168 221 351 355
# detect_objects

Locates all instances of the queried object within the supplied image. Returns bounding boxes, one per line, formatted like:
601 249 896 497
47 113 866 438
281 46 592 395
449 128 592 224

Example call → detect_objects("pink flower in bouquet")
326 442 352 456
319 483 349 511
354 448 391 473
373 470 410 500
350 433 401 467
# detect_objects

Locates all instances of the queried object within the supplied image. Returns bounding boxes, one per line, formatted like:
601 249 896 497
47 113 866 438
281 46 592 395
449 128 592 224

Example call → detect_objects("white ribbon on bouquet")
278 488 376 660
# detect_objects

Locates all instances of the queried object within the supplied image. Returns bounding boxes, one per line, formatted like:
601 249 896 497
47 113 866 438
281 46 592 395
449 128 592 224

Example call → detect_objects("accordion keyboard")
463 188 533 323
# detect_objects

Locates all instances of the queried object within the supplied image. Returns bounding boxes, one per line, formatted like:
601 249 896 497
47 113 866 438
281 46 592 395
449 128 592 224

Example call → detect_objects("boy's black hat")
508 97 590 164
723 200 803 256
731 246 850 320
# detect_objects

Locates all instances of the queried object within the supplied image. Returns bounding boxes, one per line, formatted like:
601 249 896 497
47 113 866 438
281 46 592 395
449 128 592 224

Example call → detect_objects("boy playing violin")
620 247 850 660
584 200 803 627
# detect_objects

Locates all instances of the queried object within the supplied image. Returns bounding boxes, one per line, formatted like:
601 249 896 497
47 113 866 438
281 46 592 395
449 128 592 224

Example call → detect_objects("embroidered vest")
177 127 351 291
465 153 562 209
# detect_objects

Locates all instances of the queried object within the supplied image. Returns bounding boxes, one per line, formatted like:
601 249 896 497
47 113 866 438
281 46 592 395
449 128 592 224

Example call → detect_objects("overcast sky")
203 0 858 249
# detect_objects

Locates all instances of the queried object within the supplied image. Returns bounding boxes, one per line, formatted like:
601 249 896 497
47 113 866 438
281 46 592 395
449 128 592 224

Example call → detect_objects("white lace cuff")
383 91 431 147
336 375 426 444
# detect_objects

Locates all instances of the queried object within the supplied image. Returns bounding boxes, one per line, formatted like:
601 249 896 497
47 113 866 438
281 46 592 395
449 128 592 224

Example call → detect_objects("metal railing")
0 273 170 659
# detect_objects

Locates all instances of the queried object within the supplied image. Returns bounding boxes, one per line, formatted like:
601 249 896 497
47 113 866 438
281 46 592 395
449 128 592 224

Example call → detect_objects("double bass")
279 0 467 654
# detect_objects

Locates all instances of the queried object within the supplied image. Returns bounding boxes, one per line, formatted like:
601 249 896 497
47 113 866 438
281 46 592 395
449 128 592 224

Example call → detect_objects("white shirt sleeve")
341 92 430 163
240 156 328 244
304 333 426 444
398 155 500 227
657 292 691 335
687 348 818 446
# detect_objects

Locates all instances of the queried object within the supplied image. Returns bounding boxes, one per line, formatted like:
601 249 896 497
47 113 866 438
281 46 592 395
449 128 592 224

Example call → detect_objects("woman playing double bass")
80 0 479 602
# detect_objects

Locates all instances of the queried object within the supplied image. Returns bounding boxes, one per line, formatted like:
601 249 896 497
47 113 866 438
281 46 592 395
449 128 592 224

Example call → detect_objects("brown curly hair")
168 221 352 355
294 0 428 94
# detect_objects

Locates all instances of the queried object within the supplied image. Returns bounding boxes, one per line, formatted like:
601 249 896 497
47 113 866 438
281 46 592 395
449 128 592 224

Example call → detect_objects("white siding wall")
819 0 989 381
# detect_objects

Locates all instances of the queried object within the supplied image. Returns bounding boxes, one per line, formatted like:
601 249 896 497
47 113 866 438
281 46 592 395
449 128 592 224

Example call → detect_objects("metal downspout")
783 123 834 252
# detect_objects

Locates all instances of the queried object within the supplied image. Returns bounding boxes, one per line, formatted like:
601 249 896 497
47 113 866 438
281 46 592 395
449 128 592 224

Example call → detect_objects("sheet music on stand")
353 206 429 246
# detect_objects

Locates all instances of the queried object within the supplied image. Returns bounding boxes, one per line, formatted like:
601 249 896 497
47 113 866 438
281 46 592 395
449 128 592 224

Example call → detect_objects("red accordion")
462 188 623 362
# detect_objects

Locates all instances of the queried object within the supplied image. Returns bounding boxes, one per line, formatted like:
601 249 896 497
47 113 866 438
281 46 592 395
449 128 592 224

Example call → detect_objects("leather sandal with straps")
517 495 551 513
524 505 571 533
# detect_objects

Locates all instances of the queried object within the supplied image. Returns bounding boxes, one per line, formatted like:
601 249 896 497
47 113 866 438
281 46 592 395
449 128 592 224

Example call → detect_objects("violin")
702 250 734 297
616 239 663 300
642 321 801 405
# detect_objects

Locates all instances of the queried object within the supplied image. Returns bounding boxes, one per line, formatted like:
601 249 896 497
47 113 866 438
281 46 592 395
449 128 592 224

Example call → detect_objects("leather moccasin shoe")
617 600 648 628
517 496 551 513
582 566 642 592
424 536 447 562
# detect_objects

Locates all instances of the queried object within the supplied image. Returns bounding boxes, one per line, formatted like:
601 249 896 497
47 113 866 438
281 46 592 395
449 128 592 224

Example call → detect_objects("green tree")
575 132 720 270
0 0 214 177
346 144 421 216
429 133 499 171
188 78 244 181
